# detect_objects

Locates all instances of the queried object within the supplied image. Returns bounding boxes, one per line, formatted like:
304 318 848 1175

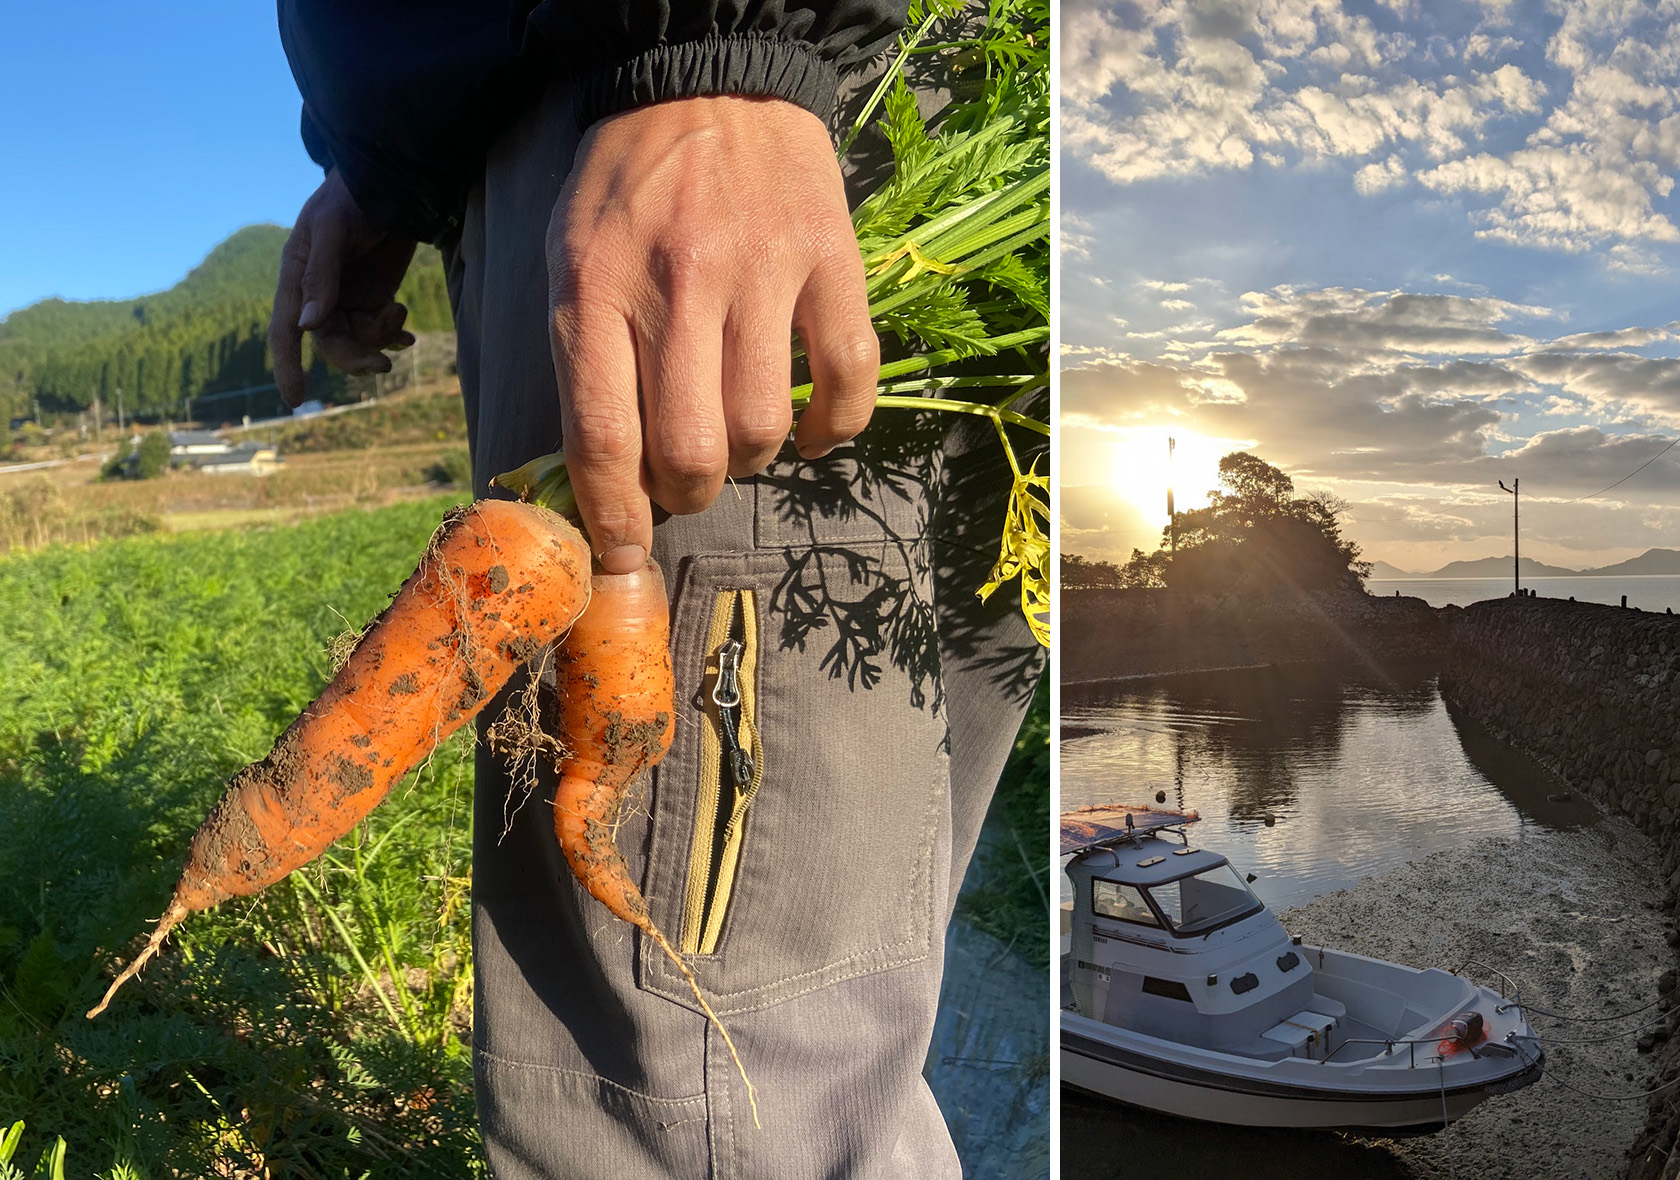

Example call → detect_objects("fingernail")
797 443 833 460
600 544 647 574
298 301 320 329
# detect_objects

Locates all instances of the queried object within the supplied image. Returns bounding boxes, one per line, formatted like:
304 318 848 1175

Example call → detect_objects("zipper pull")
712 639 754 787
712 639 744 710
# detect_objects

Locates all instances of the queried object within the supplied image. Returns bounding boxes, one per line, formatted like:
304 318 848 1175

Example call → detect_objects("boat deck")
1060 952 1399 1064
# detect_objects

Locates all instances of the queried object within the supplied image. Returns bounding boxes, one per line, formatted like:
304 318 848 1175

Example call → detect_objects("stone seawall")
1061 587 1445 683
1436 597 1680 1179
1439 598 1680 870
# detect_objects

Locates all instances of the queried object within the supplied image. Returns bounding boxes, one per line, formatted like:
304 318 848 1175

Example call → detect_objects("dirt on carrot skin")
600 710 671 766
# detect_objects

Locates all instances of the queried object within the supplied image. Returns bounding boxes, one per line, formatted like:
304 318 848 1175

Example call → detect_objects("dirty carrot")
549 560 760 1126
88 499 593 1018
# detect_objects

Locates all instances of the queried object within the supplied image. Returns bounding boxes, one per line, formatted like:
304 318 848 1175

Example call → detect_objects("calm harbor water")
1060 659 1591 912
1368 573 1680 612
1060 659 1598 1178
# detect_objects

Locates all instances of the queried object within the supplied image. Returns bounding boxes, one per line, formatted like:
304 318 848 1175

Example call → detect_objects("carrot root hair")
86 899 189 1019
644 921 761 1129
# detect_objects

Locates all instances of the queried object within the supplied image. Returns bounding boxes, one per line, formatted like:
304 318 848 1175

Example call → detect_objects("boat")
1061 804 1543 1130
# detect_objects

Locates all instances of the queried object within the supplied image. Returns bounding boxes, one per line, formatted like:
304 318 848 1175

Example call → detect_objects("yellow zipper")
679 589 763 954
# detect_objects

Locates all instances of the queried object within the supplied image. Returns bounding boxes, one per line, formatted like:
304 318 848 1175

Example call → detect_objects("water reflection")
1061 1090 1416 1180
1060 659 1589 912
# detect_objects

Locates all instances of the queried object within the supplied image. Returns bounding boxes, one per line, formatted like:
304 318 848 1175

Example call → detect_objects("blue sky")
0 2 320 317
1061 0 1680 570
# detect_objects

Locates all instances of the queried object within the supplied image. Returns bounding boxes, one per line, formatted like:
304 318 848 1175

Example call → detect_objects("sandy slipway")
1280 818 1670 1180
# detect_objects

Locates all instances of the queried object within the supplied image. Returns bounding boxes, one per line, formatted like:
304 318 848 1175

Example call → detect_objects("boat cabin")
1065 806 1346 1060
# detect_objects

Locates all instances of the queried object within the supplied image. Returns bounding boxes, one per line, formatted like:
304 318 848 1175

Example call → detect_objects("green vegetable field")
0 497 486 1178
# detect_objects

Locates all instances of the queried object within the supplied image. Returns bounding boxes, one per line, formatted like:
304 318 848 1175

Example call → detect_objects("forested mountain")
0 226 452 420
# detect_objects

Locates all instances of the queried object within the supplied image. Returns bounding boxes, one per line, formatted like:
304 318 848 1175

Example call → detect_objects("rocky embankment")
1437 598 1680 1179
1061 587 1445 684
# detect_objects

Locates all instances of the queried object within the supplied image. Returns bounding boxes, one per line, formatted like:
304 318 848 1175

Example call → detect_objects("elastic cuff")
299 104 334 174
574 34 840 130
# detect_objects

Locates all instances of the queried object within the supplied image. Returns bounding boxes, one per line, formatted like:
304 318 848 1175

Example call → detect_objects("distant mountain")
0 226 450 419
1369 549 1680 579
1584 548 1680 576
1428 556 1580 579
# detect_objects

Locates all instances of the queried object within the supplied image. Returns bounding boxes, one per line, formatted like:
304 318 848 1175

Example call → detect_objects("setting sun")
1107 428 1238 544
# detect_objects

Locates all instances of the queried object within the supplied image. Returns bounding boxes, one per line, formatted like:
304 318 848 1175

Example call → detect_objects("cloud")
1220 286 1548 356
1060 211 1095 261
1062 281 1680 561
1063 0 1680 255
1354 154 1407 194
1418 144 1680 251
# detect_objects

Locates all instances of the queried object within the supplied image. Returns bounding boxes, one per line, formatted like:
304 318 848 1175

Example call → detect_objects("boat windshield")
1146 864 1263 936
1091 879 1160 927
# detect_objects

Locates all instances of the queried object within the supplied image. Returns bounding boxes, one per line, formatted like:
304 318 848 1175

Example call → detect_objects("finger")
552 303 651 572
269 222 312 407
721 304 794 477
314 313 395 374
791 247 878 459
298 209 346 331
639 303 727 515
346 303 411 351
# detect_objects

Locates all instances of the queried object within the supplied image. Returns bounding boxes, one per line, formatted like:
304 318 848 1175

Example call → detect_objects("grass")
231 388 468 456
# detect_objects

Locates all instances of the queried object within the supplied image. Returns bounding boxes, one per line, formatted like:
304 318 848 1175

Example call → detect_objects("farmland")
0 385 472 557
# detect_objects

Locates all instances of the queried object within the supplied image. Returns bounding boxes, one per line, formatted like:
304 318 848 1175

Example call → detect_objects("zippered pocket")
678 590 763 954
638 545 942 1015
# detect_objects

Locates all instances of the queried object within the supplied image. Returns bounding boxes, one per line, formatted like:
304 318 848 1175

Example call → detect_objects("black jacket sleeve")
278 1 906 244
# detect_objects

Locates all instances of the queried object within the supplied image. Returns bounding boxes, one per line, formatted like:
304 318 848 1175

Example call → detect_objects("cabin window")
1091 880 1159 927
1146 864 1263 936
1142 976 1192 1002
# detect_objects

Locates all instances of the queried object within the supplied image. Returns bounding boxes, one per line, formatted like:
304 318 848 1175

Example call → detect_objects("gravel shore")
1281 817 1671 1180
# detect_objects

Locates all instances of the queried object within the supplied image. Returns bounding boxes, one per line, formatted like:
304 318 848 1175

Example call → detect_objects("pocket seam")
644 746 946 1015
474 1044 707 1108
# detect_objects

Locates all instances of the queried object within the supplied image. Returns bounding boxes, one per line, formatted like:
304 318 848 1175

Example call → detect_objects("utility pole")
1498 477 1519 595
1167 435 1177 555
117 385 125 433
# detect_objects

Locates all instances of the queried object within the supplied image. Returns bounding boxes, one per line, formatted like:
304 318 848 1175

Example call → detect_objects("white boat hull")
1062 1010 1542 1131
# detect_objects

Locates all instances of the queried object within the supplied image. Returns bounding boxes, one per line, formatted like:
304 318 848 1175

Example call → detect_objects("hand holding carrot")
546 95 881 573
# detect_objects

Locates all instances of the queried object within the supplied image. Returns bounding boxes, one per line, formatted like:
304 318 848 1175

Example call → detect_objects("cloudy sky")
1060 0 1680 572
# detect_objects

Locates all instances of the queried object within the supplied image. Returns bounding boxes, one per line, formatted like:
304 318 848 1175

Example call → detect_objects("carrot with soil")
87 498 594 1017
549 560 760 1125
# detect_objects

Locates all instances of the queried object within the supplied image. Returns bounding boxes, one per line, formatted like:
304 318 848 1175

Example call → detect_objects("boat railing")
1321 1035 1446 1068
1452 959 1524 1012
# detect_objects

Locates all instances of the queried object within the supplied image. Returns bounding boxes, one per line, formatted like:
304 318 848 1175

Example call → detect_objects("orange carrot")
549 561 759 1125
88 499 593 1018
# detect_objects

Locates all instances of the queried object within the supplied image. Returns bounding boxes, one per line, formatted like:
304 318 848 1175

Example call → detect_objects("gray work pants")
445 75 1042 1180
